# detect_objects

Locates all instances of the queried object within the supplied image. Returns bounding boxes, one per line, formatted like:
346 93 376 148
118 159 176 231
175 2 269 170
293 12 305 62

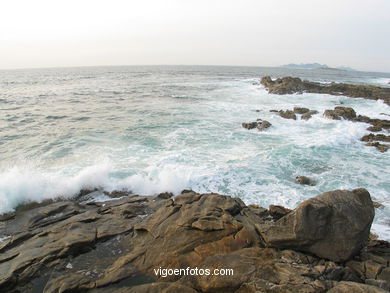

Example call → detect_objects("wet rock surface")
260 76 390 105
242 119 272 131
270 108 319 120
1 189 389 293
295 175 315 186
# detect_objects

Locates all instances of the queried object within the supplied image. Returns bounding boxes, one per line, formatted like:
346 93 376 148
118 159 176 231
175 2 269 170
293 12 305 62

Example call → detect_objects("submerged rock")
241 121 258 130
365 142 389 153
293 107 310 114
278 110 297 120
256 119 272 131
295 176 315 185
361 133 390 143
261 188 375 262
333 106 357 120
301 110 319 120
323 107 356 121
324 109 341 120
242 120 271 131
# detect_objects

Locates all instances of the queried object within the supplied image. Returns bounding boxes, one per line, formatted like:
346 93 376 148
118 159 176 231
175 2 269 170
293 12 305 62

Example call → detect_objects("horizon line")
1 63 390 75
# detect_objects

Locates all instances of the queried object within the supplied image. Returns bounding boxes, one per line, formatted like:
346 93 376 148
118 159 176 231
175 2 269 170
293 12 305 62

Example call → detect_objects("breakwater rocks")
1 189 389 292
260 76 390 105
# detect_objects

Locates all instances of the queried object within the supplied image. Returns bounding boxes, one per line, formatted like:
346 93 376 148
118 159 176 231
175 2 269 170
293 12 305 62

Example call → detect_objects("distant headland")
281 63 357 71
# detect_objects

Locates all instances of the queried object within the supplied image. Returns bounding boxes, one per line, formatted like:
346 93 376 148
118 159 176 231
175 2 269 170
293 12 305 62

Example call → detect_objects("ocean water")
1 65 390 239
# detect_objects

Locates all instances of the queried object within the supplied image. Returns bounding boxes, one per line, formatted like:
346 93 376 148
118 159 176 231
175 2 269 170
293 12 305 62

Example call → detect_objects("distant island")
281 63 356 71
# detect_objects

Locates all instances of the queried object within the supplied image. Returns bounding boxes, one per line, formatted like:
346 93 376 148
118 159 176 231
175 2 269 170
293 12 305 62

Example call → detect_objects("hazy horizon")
1 0 389 72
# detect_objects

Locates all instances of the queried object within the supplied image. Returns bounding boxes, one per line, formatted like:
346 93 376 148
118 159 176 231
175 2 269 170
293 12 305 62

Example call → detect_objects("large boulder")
261 188 375 262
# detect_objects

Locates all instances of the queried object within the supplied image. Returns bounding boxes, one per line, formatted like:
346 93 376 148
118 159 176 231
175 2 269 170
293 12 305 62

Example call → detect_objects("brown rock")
261 188 375 262
327 281 387 293
361 133 390 143
269 205 291 220
301 110 319 120
367 126 382 132
256 120 272 131
278 110 297 120
365 142 389 152
242 122 258 130
334 106 357 120
295 176 315 185
324 109 341 120
157 192 174 199
293 107 310 114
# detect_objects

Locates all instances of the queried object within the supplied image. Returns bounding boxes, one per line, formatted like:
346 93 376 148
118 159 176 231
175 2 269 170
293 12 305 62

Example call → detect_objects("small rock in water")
295 176 315 185
242 120 272 131
278 110 297 120
334 106 357 120
257 120 272 131
301 110 319 120
324 109 341 120
367 125 382 132
365 142 389 153
293 107 310 114
242 121 258 129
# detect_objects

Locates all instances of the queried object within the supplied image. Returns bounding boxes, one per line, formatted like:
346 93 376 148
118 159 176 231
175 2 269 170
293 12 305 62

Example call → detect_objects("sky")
0 0 389 72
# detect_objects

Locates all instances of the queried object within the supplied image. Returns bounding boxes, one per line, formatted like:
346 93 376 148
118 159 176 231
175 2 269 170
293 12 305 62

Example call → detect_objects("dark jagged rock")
365 142 389 153
361 134 390 152
301 110 319 120
361 133 390 143
278 110 297 120
334 106 357 120
367 126 383 132
0 189 388 293
293 107 310 114
256 119 272 131
242 121 258 130
242 120 271 131
260 76 390 105
323 107 356 120
295 176 315 186
324 109 341 120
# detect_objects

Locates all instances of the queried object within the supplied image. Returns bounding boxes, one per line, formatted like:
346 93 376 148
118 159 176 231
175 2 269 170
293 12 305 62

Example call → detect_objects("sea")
1 65 389 239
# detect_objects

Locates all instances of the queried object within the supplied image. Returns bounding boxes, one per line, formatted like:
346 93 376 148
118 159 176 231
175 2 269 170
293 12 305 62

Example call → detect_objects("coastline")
1 73 390 292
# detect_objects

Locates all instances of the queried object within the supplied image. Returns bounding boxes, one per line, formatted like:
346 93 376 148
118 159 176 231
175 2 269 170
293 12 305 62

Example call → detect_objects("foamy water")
1 66 389 239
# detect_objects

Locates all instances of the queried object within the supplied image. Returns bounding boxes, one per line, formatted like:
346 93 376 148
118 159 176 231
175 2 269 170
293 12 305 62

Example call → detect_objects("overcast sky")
0 0 389 72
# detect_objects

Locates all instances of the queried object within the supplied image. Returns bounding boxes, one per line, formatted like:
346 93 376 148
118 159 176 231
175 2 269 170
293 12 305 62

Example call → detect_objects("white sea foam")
0 162 113 214
369 77 390 87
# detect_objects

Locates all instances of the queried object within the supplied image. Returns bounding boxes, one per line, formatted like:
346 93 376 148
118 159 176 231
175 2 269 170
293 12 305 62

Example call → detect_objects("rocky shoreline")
243 77 390 152
1 76 389 293
0 189 389 292
260 76 390 105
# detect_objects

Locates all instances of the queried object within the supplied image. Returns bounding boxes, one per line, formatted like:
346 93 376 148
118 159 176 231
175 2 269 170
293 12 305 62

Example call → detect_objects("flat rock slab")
0 190 388 293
